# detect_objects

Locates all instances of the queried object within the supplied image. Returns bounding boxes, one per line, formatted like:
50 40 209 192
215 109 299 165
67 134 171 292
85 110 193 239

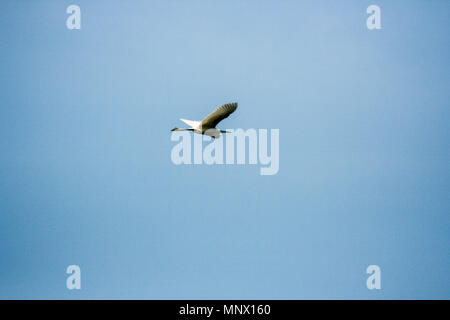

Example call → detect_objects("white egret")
171 102 238 139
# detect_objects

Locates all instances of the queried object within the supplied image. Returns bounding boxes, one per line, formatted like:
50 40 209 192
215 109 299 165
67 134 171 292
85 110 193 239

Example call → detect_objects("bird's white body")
180 119 201 129
180 119 221 138
172 103 238 139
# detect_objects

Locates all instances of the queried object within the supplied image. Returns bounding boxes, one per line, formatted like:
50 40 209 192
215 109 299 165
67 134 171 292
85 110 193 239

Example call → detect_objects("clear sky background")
0 0 448 299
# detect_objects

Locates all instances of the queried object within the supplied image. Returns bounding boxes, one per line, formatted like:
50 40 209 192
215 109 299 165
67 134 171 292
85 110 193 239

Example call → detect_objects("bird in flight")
171 102 238 139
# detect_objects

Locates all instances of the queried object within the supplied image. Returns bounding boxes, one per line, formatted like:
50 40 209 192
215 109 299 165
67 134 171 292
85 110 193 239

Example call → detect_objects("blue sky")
0 0 449 299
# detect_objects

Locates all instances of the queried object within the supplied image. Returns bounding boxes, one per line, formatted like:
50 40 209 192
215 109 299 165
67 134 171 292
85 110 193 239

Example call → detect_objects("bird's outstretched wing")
201 102 238 128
